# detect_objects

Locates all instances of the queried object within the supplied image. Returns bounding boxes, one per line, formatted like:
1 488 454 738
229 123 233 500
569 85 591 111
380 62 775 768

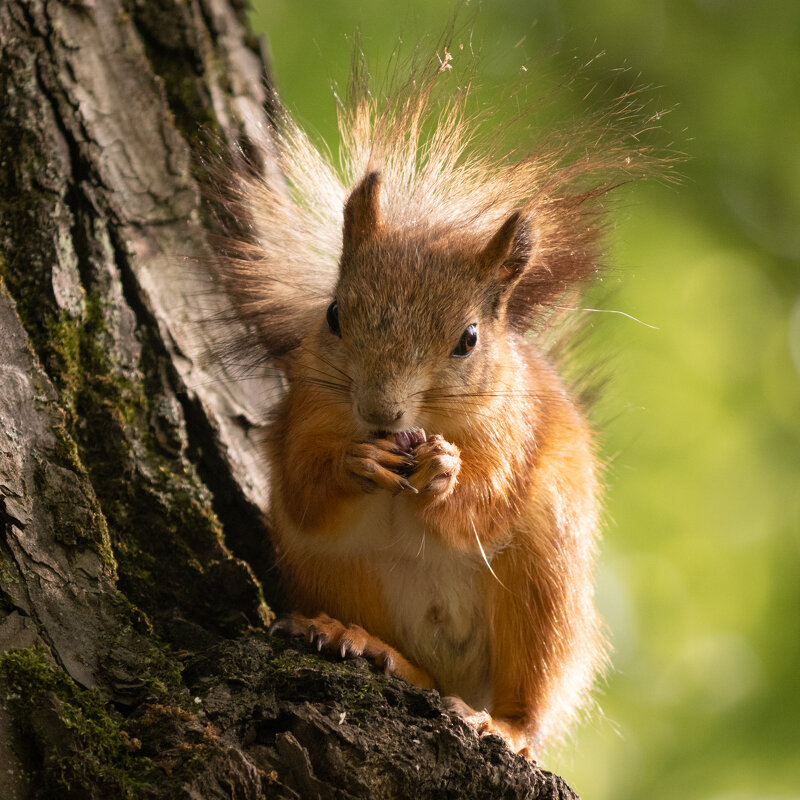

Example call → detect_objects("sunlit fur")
212 42 662 756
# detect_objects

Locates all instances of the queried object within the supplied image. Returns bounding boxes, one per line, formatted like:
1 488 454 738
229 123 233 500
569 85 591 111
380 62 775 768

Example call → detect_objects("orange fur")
211 41 662 758
267 322 601 755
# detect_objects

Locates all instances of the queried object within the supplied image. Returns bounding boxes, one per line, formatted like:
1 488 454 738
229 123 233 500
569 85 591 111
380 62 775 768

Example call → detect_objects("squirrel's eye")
452 324 478 358
326 300 341 337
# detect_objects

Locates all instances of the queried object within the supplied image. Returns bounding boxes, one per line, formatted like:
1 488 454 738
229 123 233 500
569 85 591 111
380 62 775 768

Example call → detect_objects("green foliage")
249 3 800 798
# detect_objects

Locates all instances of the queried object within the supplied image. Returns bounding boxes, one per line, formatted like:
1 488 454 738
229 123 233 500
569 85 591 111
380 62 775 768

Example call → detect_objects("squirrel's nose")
357 403 405 429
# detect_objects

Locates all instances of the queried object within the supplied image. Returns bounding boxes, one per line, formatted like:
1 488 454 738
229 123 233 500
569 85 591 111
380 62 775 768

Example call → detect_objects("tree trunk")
0 1 581 797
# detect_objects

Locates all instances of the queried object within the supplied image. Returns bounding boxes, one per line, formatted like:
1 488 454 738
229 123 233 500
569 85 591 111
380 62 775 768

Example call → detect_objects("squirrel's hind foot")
444 696 537 761
271 612 434 689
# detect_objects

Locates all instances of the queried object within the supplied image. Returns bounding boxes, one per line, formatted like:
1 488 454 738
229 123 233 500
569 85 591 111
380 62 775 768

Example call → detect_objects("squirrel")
212 43 655 758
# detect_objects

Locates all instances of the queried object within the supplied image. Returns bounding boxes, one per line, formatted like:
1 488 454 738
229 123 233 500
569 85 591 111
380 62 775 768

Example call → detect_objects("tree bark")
0 1 581 797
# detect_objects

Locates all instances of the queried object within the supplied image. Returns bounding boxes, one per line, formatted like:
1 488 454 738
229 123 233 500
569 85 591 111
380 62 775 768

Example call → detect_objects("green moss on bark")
266 635 390 714
0 648 159 799
3 247 267 630
127 1 222 149
0 20 271 636
0 543 19 589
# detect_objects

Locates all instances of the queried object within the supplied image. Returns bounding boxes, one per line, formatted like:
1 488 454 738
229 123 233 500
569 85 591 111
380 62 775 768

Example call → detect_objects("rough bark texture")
0 0 581 797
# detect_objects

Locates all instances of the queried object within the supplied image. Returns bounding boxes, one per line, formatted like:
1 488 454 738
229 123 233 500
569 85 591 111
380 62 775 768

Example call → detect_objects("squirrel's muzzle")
353 374 412 430
356 399 406 429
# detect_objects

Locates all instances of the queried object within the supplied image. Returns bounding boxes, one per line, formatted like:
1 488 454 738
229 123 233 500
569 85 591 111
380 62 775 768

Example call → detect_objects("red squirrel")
215 46 653 758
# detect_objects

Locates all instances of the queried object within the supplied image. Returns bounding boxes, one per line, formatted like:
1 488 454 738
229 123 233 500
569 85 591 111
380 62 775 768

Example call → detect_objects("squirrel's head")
308 171 536 437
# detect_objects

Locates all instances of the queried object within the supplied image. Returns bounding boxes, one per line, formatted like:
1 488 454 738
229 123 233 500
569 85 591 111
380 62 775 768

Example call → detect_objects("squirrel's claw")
444 695 539 761
270 612 435 689
268 616 298 637
398 477 419 494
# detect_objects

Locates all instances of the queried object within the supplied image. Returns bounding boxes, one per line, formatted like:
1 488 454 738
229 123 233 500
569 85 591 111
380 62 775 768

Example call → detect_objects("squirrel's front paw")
344 438 417 494
409 434 461 498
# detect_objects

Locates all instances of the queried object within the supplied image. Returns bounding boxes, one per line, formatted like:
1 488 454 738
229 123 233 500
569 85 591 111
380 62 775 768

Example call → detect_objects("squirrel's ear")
342 171 382 259
479 211 534 286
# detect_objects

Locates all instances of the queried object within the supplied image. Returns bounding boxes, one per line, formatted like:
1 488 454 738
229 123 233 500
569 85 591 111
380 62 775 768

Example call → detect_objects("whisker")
289 377 351 395
471 518 508 590
298 345 353 382
553 305 659 330
426 390 568 400
418 404 496 422
415 529 427 559
292 360 352 386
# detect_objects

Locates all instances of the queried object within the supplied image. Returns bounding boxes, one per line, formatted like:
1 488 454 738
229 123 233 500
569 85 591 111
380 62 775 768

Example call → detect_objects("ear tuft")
342 171 382 259
480 211 534 285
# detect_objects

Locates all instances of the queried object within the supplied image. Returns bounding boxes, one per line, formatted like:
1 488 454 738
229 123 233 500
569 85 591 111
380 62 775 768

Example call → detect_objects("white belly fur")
302 492 493 710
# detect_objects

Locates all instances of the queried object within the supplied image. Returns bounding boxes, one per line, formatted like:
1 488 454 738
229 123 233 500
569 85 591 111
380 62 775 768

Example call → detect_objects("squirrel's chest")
348 494 493 707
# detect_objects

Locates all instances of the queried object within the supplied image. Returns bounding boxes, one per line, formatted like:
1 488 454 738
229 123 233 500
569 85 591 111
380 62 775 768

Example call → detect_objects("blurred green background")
248 2 800 798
